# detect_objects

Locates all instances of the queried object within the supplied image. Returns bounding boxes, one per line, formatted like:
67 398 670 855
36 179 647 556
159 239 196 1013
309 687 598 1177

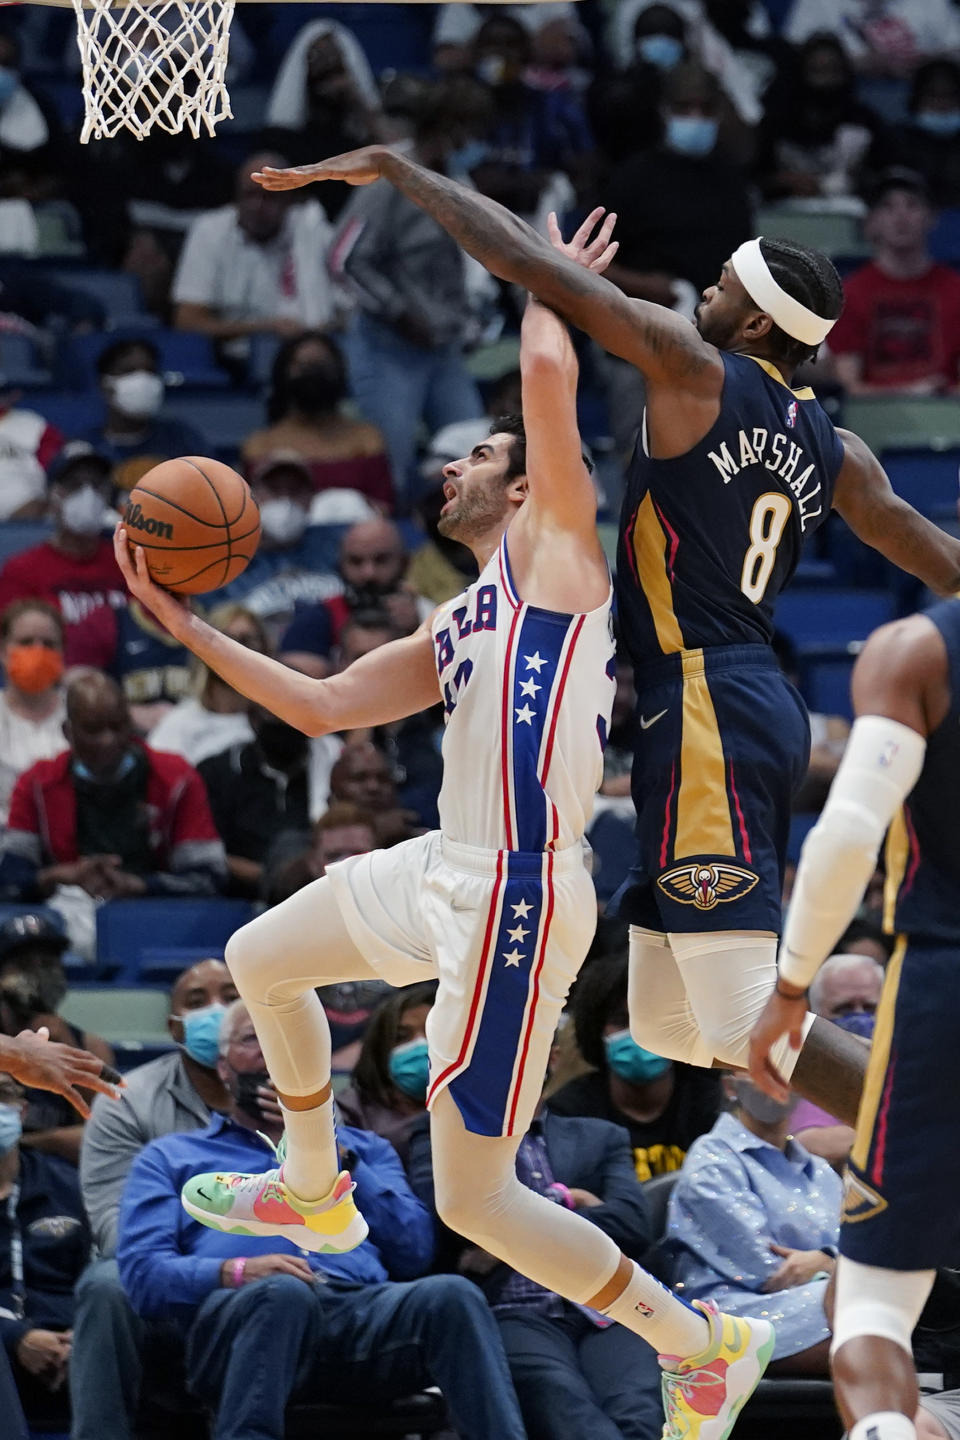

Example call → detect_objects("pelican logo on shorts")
125 501 173 541
657 863 758 911
842 1171 888 1225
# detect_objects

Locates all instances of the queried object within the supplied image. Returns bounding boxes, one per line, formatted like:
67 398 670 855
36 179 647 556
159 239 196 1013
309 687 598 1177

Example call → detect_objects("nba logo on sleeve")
786 400 798 429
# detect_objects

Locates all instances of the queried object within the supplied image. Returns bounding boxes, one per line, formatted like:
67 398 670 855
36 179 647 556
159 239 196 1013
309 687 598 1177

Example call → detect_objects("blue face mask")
603 1029 672 1085
914 109 960 136
665 114 718 157
637 34 684 69
0 69 18 107
833 1010 875 1041
173 1002 227 1070
0 1102 22 1155
73 750 137 785
388 1038 430 1101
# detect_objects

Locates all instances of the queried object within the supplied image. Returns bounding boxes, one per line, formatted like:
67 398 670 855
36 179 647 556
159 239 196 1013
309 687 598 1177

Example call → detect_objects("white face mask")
106 369 165 421
60 484 107 536
259 497 309 547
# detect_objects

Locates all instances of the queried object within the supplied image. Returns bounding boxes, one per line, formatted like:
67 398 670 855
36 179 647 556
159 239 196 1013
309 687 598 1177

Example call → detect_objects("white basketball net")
72 0 236 142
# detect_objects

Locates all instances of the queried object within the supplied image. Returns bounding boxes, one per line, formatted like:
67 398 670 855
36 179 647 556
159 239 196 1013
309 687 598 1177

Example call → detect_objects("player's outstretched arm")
252 151 718 390
833 429 960 594
748 618 938 1098
114 528 442 735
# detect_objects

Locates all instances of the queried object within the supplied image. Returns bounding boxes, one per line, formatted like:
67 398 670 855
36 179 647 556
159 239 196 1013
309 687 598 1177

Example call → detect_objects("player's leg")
627 926 714 1067
669 928 868 1124
223 873 381 1200
831 1260 933 1440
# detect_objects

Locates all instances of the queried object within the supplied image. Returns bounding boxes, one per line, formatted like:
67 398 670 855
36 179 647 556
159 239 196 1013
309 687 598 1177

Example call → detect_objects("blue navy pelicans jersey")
616 352 845 661
431 536 615 853
612 352 846 935
842 599 960 1269
884 598 960 945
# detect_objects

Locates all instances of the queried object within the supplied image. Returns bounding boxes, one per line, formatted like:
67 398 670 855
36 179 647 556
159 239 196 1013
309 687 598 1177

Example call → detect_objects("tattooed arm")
252 148 722 392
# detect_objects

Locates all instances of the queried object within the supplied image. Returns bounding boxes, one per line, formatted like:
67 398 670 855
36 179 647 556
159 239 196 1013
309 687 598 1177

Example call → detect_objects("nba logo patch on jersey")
786 400 798 429
657 862 758 911
842 1171 888 1225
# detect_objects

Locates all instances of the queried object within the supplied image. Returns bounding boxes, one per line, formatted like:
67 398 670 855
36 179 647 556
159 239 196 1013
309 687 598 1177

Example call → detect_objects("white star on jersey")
502 948 524 968
515 704 535 725
511 899 533 919
507 925 529 943
519 678 541 699
524 652 547 673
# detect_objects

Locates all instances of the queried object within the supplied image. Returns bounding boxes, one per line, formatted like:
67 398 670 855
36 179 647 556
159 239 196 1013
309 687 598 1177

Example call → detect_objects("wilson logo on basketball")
125 502 173 541
656 863 758 910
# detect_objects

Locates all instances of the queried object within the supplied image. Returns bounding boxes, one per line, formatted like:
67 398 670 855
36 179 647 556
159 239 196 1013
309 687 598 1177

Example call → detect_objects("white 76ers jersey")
432 536 615 853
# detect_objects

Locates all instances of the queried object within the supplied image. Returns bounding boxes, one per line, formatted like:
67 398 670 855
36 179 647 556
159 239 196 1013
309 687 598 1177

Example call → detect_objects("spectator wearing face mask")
891 59 960 209
0 443 126 667
0 672 226 956
71 959 239 1440
81 339 205 497
241 331 393 511
663 1075 842 1375
0 913 112 1168
547 955 722 1182
788 952 882 1170
0 602 66 826
337 981 436 1164
197 704 341 898
202 455 343 645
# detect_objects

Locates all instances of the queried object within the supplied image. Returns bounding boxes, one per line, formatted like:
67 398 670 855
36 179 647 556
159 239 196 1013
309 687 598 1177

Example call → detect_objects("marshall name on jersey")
431 537 614 856
706 424 824 532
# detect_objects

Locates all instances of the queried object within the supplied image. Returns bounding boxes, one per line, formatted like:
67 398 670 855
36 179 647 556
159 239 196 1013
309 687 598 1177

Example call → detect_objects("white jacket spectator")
0 393 62 518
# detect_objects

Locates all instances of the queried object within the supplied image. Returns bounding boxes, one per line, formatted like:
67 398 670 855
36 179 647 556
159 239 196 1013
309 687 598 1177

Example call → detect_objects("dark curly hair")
571 954 628 1071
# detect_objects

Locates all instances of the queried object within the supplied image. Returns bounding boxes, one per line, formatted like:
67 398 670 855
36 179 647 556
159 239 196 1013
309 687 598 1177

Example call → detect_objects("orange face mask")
5 644 64 695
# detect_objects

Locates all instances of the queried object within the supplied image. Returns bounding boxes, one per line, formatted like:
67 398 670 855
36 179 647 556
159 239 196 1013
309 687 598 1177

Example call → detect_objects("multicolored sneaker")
181 1165 369 1254
659 1301 775 1440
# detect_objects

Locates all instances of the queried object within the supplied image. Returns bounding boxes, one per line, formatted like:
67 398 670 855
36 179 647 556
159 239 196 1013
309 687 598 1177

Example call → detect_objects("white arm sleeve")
779 715 926 990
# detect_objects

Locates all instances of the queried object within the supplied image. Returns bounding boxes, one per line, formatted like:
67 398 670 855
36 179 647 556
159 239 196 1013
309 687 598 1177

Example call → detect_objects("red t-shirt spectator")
829 261 960 390
0 539 127 665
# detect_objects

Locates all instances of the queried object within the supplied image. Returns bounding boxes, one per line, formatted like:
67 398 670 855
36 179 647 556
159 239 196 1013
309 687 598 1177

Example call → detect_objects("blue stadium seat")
800 648 856 718
881 446 960 519
18 390 98 439
36 267 147 323
587 808 635 902
787 813 818 866
245 330 281 389
0 333 50 387
930 206 960 266
0 520 52 566
773 587 896 648
163 393 264 456
62 328 231 392
96 898 254 982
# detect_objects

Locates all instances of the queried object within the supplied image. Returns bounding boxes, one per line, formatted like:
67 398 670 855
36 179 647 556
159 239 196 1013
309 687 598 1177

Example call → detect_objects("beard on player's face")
437 472 510 544
694 297 746 351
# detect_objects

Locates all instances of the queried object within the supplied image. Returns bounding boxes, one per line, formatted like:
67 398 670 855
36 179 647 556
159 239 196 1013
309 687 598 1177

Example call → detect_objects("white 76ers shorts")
325 831 596 1138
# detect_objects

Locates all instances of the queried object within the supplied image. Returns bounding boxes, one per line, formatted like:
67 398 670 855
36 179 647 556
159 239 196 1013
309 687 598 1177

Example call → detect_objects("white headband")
730 238 836 346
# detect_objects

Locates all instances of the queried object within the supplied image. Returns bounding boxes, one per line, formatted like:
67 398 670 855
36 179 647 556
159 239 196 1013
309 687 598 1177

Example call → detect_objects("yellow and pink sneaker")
658 1301 775 1440
181 1165 369 1255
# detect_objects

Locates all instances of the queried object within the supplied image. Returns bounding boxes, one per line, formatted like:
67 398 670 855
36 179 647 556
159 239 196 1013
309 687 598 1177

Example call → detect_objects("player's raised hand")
252 146 386 191
113 525 191 638
3 1027 123 1118
747 985 808 1102
547 208 619 274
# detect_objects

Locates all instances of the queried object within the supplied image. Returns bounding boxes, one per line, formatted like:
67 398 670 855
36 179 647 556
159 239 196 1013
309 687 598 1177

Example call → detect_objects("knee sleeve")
670 930 780 1068
628 926 710 1065
831 1258 935 1357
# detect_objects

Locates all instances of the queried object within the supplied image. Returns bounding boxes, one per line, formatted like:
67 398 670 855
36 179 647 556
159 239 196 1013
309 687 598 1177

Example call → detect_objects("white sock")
601 1261 710 1357
279 1095 339 1202
850 1414 916 1440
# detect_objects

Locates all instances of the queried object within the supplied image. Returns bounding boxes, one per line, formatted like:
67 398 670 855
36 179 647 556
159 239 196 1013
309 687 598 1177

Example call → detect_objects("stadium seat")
930 206 960 267
0 520 52 566
20 389 98 438
62 328 231 392
163 393 265 456
754 207 868 260
787 811 819 864
36 266 147 322
95 898 254 982
881 446 960 519
843 396 960 455
773 587 895 648
801 648 856 718
61 986 171 1053
587 807 635 902
0 333 49 387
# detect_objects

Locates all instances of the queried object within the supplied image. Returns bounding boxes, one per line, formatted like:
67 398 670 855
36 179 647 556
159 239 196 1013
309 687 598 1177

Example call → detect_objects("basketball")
123 456 261 596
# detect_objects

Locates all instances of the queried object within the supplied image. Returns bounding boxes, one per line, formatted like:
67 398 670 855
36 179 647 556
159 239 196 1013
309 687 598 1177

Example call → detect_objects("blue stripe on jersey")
510 607 573 851
447 855 543 1137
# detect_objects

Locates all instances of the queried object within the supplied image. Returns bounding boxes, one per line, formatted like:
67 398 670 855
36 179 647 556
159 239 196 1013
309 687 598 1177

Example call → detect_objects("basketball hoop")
72 0 234 141
18 0 571 144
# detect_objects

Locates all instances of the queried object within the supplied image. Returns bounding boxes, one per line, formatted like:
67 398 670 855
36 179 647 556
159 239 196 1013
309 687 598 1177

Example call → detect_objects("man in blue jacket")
116 1000 526 1440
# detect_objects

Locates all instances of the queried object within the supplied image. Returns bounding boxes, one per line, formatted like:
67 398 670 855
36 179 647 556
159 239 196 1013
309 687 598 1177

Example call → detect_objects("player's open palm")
547 207 619 275
114 526 190 637
252 147 384 191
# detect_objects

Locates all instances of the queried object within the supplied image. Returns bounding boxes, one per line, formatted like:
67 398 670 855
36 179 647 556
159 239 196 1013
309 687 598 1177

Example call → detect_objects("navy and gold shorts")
611 644 810 935
841 938 960 1271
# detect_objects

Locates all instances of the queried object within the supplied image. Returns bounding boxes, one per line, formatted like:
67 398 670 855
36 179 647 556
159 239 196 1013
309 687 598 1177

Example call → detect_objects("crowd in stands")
0 0 958 1435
